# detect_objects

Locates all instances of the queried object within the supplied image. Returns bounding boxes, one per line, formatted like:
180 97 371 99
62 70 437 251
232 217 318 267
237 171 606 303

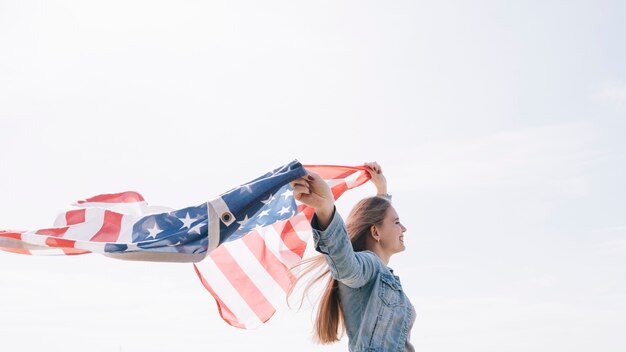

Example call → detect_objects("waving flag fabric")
195 165 371 328
0 160 307 262
0 162 371 328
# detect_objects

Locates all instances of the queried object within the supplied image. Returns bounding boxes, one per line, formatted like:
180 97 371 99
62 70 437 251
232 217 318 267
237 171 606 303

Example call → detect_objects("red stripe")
242 232 294 293
0 231 87 254
303 166 370 199
302 207 315 221
62 248 90 255
331 181 349 199
0 231 23 240
210 246 276 324
65 209 86 225
291 210 315 232
278 220 308 258
304 165 368 180
89 210 123 242
77 191 144 204
193 264 247 329
36 227 69 237
347 171 372 190
45 237 76 248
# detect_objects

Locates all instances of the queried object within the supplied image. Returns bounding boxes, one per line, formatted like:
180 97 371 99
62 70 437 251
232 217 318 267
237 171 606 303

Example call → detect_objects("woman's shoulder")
355 250 389 273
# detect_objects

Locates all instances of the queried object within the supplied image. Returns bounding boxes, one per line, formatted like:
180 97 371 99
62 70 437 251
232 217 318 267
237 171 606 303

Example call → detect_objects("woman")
290 162 415 352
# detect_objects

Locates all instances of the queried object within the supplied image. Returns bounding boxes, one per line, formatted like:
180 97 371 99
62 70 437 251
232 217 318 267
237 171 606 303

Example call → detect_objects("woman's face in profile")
378 206 407 255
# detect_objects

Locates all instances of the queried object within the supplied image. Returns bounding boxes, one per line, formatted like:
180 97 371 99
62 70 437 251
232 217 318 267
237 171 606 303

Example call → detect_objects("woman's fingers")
290 179 309 196
291 181 310 200
372 161 382 174
290 171 335 211
291 180 309 190
364 161 382 175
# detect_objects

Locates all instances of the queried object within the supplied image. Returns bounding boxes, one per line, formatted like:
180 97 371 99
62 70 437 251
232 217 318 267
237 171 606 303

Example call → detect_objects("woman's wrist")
314 204 335 230
377 192 392 200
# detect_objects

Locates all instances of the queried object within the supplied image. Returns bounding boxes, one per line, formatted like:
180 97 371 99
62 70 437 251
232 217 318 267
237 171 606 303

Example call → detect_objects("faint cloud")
593 225 626 255
414 294 607 339
595 239 626 255
505 274 559 298
391 123 606 192
554 176 590 198
527 274 558 289
593 225 626 235
594 80 626 108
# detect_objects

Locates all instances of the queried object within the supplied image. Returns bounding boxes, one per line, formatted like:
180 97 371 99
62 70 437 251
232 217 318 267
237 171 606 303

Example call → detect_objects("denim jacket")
312 208 415 352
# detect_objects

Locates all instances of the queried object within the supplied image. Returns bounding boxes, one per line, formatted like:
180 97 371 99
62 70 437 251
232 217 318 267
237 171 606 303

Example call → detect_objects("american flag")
0 161 370 328
195 164 371 328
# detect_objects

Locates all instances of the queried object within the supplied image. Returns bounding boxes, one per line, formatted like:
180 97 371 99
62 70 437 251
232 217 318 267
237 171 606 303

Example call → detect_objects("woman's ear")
370 225 378 238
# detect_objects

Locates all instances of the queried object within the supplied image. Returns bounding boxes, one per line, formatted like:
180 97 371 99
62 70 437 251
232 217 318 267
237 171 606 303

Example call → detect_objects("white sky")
1 0 625 351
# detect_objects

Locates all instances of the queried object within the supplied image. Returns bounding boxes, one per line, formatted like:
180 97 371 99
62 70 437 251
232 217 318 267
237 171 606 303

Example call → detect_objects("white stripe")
73 240 107 253
325 179 344 188
257 224 301 267
62 208 105 240
28 248 66 255
195 256 263 328
21 232 48 246
73 201 151 215
117 214 137 243
344 171 360 188
226 240 285 310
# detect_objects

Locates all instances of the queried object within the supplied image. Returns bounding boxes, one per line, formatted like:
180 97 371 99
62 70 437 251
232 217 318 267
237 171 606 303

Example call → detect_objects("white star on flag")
277 206 291 216
146 223 161 239
261 195 275 205
281 189 293 199
189 223 203 235
240 184 253 193
237 215 250 227
257 209 270 219
179 213 196 229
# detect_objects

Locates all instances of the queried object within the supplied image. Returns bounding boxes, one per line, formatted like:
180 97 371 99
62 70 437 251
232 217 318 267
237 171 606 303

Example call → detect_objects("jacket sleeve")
312 207 381 288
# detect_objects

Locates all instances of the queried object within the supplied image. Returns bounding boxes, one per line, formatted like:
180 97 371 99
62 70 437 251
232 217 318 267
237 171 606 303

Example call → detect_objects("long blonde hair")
288 196 391 344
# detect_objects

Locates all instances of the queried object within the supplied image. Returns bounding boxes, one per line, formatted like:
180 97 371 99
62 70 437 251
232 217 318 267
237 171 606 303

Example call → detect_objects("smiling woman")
289 162 415 352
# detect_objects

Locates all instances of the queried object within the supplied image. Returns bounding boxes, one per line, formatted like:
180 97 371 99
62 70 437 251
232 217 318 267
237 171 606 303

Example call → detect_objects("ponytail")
288 196 391 343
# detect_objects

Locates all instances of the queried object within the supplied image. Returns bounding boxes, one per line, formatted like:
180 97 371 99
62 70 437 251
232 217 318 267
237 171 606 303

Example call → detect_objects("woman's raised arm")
290 171 335 229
